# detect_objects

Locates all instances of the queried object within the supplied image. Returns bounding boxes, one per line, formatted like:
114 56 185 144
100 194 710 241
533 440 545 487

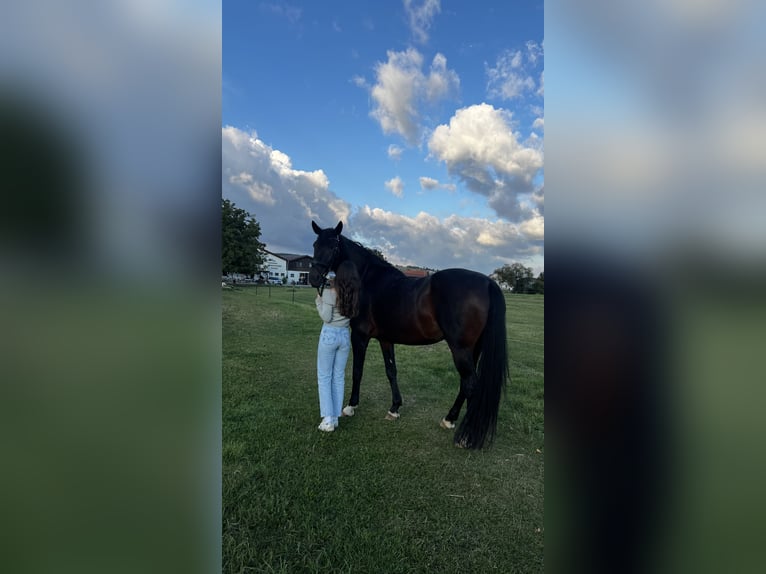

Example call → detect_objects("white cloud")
425 53 460 102
526 40 543 64
349 206 542 275
260 2 302 25
370 48 423 144
419 176 439 190
428 103 544 221
365 48 459 145
532 117 544 130
223 121 543 273
486 56 535 100
419 176 456 192
229 172 276 205
532 186 544 215
403 0 441 44
222 125 350 252
486 42 543 101
387 144 403 160
385 176 405 197
519 215 544 240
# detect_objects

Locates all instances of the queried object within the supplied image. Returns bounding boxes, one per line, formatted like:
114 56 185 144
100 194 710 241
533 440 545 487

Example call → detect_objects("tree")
530 271 544 294
222 198 266 276
492 263 534 293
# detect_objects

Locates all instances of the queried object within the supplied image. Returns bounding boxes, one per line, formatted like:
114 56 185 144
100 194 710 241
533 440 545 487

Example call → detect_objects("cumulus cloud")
229 172 276 205
349 206 543 275
419 176 439 190
403 0 441 44
222 125 350 252
519 214 544 241
365 48 459 145
428 103 544 221
385 176 404 197
425 53 458 101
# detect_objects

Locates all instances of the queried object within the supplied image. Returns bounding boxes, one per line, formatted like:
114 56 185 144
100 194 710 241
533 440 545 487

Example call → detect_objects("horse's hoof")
385 411 400 420
440 418 455 430
454 437 470 449
342 405 356 417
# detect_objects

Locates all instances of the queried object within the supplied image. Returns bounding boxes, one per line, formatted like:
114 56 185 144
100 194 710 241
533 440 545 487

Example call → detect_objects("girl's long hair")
335 260 361 318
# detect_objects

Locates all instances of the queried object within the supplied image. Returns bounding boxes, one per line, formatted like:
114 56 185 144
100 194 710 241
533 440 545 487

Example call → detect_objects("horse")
309 220 510 449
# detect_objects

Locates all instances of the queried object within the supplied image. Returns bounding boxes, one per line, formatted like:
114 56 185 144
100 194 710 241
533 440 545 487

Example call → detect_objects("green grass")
223 285 544 573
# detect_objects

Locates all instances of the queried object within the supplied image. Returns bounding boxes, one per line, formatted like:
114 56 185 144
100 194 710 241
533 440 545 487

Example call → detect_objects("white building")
261 251 312 285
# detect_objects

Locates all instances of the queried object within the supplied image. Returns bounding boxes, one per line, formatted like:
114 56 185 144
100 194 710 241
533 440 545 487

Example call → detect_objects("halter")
314 234 341 296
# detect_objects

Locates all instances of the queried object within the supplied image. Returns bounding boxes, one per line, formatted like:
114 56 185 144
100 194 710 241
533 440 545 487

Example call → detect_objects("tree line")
222 199 543 293
490 263 544 294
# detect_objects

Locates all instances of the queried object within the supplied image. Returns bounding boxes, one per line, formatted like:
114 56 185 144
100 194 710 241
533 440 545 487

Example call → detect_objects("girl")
314 260 361 431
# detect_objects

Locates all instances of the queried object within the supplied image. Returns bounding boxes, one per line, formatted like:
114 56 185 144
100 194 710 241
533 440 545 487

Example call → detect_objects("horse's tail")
455 281 509 449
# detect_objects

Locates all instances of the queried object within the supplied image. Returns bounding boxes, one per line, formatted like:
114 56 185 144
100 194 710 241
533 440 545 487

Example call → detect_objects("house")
262 251 312 285
278 253 313 285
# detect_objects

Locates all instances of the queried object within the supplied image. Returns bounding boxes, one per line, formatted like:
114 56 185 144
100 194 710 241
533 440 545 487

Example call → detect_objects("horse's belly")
375 322 444 345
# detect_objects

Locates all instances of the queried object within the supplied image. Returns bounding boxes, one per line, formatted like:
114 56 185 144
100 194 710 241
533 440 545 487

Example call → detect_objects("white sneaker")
318 418 335 432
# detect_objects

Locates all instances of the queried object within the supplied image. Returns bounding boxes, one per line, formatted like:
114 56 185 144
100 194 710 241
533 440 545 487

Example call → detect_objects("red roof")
402 268 430 278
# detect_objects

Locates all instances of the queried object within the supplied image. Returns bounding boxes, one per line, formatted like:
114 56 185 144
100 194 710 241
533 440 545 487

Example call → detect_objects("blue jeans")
317 324 351 420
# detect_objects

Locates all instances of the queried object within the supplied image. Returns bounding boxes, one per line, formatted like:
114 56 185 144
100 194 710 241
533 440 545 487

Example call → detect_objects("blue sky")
223 0 543 275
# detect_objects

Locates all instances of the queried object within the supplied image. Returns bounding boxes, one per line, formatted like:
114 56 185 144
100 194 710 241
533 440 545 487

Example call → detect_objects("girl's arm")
316 291 334 323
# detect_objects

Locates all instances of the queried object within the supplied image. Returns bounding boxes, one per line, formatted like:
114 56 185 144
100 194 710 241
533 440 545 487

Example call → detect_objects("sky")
223 0 543 276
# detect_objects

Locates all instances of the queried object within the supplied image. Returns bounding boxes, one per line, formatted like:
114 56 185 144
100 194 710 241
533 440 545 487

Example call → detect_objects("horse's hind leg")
440 391 465 429
452 346 479 398
440 346 478 429
380 341 402 420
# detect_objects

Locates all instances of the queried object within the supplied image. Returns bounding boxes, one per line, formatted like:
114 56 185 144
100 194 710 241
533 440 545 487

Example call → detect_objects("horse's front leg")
343 330 369 416
380 341 402 420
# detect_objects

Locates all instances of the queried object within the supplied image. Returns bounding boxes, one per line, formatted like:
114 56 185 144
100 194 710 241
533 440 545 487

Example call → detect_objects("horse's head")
309 220 343 289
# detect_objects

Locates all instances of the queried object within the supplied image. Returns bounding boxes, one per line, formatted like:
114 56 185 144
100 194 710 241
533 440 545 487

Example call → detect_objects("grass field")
223 285 544 573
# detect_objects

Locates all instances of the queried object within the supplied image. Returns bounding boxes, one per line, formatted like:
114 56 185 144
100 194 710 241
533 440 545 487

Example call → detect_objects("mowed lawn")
223 285 544 573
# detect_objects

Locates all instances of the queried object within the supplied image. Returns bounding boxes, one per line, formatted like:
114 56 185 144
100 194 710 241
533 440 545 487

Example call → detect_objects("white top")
315 288 350 328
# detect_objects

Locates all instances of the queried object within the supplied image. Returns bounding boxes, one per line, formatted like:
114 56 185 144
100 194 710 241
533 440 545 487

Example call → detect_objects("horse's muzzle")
308 267 325 288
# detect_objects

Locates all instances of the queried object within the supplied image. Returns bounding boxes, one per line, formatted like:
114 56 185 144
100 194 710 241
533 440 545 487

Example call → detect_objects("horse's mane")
341 236 403 276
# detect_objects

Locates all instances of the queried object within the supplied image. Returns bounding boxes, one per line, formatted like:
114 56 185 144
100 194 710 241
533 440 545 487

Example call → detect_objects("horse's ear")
312 220 322 235
334 221 343 235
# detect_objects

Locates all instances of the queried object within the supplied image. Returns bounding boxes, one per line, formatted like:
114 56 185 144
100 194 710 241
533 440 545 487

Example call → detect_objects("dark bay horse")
309 221 509 449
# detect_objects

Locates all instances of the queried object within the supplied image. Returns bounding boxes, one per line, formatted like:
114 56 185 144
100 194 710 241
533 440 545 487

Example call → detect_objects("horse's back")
430 268 494 299
429 269 498 346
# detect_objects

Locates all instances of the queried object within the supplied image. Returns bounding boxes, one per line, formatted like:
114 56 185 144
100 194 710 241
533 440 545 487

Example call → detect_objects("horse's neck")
343 240 370 274
343 239 391 280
